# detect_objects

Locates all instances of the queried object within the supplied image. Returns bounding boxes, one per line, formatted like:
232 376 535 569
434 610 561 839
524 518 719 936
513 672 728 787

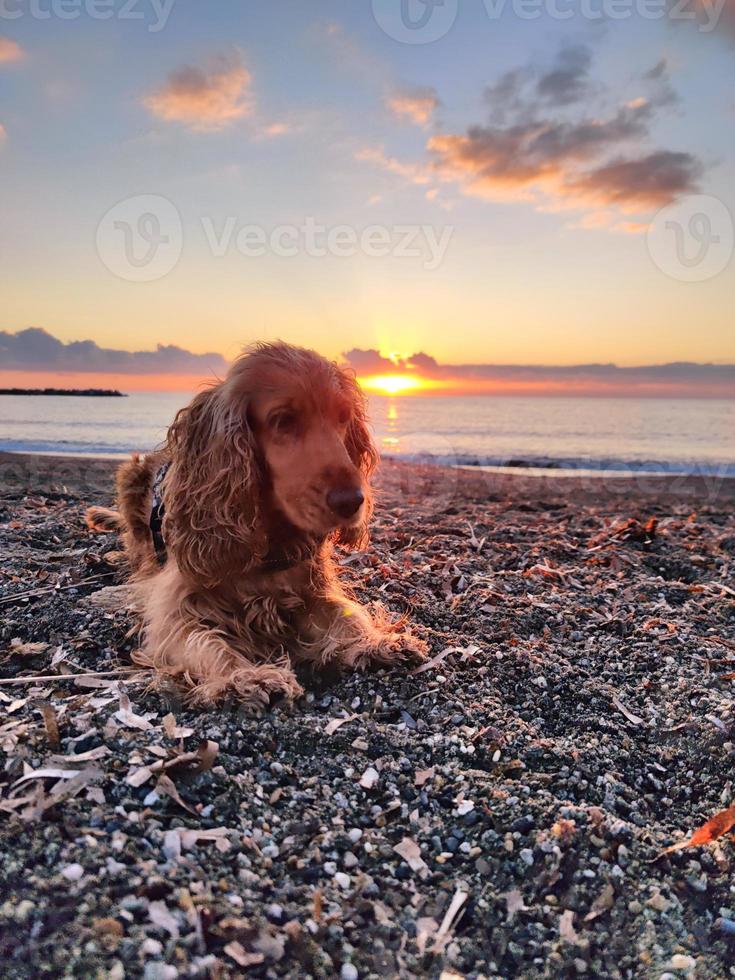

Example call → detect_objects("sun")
359 373 427 395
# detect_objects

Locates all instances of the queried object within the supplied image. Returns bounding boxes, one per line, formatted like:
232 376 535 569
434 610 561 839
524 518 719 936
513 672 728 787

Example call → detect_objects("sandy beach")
2 452 735 978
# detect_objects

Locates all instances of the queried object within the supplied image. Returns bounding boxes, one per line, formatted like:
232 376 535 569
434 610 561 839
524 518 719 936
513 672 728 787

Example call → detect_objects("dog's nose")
327 487 364 519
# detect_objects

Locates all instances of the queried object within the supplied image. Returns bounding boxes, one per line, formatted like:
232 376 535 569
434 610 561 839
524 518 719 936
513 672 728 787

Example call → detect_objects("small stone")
520 849 534 866
343 852 359 869
669 954 696 971
647 891 670 913
141 938 163 957
61 863 85 881
14 900 34 924
334 872 351 890
143 965 178 980
510 815 535 835
340 965 358 980
347 828 363 844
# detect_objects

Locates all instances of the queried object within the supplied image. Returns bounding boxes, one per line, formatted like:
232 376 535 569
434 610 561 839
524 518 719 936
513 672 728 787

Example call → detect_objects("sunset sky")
1 1 734 392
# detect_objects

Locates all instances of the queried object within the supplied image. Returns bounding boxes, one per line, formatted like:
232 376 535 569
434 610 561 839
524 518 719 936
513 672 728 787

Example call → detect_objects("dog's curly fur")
86 342 426 710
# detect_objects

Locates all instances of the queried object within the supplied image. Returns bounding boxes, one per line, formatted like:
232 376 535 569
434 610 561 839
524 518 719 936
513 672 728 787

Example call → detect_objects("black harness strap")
149 462 169 566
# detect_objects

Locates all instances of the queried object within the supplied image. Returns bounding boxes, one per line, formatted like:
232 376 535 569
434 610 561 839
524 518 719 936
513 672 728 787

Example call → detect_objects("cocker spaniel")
87 342 427 709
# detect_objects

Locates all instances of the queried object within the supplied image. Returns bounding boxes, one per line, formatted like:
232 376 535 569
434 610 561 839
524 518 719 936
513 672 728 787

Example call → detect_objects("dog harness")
149 462 169 566
148 461 307 573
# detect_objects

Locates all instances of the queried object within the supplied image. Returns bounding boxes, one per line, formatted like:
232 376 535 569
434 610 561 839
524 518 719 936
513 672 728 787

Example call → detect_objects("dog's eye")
270 410 298 435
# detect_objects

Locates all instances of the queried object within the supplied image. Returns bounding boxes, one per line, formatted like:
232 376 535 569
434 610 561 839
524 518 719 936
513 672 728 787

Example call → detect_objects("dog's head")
162 342 377 585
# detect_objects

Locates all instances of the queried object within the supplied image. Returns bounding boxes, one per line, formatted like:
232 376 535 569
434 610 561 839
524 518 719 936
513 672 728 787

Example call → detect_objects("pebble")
669 954 696 971
61 864 85 881
520 849 534 866
140 939 163 957
334 872 351 890
14 900 34 923
347 828 363 844
340 965 358 980
143 965 178 980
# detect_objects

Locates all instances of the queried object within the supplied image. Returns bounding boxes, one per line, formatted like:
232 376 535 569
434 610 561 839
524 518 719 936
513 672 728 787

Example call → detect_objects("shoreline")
2 450 735 500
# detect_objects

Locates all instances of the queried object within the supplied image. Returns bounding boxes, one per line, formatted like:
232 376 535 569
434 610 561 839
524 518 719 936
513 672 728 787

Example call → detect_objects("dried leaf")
413 645 458 675
504 888 526 924
114 690 155 732
663 804 735 854
162 713 194 739
416 917 438 956
126 739 218 788
224 941 263 968
393 836 428 876
178 827 232 853
38 702 60 749
585 883 615 921
155 773 198 815
324 713 358 736
9 639 49 657
559 909 580 945
49 746 109 764
433 888 468 953
14 767 83 786
414 767 435 786
612 696 645 727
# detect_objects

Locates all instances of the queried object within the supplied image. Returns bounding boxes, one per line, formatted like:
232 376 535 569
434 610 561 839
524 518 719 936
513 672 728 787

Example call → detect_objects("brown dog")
87 342 426 709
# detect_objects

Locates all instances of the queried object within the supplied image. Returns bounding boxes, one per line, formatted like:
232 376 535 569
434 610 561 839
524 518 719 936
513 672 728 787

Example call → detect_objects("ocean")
0 392 734 478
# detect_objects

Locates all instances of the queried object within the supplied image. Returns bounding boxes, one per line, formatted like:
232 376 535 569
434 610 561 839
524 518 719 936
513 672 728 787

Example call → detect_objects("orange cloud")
143 52 252 132
425 96 701 217
369 47 702 229
0 37 24 64
386 88 439 127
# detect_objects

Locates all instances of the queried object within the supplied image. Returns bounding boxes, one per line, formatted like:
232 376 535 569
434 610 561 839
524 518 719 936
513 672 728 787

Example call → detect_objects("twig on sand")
0 668 139 687
0 573 114 606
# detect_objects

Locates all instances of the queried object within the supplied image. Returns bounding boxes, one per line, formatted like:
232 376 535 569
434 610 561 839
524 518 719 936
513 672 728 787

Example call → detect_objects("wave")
0 438 133 458
384 451 735 478
2 439 735 478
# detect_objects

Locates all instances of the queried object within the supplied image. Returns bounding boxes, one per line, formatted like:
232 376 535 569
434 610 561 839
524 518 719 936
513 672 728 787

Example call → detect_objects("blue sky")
1 0 734 376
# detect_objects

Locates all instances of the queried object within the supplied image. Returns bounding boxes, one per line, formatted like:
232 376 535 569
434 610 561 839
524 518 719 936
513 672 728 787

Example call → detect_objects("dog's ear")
336 369 378 550
162 385 265 586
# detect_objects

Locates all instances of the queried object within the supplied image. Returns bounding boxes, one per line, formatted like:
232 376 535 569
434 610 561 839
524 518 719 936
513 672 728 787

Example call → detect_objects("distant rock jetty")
0 388 127 397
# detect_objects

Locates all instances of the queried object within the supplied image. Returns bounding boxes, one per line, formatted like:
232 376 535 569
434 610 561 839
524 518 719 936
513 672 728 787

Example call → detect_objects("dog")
86 342 427 709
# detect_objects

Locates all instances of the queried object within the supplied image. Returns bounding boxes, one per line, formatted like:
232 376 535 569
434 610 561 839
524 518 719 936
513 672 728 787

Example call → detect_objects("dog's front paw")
391 631 428 667
349 630 428 671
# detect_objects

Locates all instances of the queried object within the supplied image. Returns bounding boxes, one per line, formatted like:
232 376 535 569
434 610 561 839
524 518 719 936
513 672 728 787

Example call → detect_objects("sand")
1 451 735 978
